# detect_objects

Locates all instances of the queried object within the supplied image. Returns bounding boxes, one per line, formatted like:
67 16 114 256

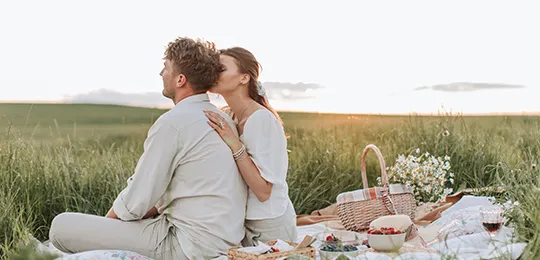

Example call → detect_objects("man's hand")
105 207 120 219
106 206 158 220
143 206 159 219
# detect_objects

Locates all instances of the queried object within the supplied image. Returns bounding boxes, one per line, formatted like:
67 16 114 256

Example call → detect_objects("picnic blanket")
36 195 526 259
295 188 495 228
294 196 526 259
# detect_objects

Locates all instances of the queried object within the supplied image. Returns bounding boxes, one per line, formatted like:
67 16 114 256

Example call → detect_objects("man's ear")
175 74 187 88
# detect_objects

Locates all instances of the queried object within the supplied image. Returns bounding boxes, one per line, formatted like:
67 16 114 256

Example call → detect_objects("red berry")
396 230 403 234
326 235 333 241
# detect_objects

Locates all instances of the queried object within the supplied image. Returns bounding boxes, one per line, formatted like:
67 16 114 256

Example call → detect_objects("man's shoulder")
154 109 179 126
157 102 229 131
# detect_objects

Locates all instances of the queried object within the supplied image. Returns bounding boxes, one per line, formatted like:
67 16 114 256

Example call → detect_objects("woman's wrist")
230 140 244 154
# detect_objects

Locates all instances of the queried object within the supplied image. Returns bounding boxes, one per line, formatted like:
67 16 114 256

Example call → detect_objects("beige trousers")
242 203 298 246
49 213 188 260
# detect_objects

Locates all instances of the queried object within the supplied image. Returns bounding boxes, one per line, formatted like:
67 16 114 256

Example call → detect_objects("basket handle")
361 144 389 189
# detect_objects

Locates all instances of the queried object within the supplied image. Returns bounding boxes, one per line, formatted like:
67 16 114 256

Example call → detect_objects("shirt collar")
176 93 210 106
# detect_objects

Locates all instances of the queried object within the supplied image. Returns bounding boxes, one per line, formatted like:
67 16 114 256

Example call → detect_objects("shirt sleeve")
242 111 288 185
112 118 181 221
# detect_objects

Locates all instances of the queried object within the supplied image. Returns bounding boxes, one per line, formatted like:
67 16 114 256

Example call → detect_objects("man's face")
160 59 176 99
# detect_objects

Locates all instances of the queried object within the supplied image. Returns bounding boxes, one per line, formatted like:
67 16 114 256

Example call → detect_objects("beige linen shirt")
112 93 248 258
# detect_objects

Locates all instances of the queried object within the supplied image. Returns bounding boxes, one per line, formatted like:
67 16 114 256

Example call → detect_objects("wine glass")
480 205 505 238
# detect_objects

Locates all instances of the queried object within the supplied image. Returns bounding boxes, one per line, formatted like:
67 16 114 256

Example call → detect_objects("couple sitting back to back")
49 37 297 260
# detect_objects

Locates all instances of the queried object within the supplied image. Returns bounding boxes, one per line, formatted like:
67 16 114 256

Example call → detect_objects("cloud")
261 82 323 100
64 89 171 108
63 82 324 108
414 82 525 92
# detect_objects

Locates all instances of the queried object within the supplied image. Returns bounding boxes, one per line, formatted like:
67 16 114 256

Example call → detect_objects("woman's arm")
230 142 273 202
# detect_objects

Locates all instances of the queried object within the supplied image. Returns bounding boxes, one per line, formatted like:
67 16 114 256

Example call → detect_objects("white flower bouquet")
378 148 455 204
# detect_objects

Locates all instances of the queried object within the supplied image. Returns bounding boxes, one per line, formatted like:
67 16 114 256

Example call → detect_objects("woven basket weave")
337 144 417 232
227 240 316 260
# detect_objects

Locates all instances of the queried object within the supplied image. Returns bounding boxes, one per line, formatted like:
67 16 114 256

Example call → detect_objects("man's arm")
108 119 181 221
105 207 120 219
106 206 158 219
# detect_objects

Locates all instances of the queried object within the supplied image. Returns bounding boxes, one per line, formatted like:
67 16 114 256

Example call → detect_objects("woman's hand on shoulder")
204 110 243 152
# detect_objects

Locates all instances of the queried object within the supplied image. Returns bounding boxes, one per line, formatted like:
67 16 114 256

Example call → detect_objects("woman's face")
210 54 246 95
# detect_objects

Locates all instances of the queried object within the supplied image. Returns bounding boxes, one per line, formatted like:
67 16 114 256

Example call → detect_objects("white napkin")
236 240 294 255
355 252 440 260
237 241 272 254
273 239 295 252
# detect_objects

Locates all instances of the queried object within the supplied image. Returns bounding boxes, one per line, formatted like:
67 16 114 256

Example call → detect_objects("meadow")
1 103 540 259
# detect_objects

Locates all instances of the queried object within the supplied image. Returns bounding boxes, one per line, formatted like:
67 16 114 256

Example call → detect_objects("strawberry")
326 235 333 241
368 227 404 235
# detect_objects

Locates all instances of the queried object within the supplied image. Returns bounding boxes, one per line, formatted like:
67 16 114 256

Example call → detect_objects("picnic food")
320 244 357 252
367 226 403 235
367 226 406 251
320 233 358 252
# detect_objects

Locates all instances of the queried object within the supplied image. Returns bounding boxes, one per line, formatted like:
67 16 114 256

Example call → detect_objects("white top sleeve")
242 110 286 185
241 109 292 219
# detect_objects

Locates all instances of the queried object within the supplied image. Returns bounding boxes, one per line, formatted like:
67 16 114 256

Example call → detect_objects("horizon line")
1 100 540 117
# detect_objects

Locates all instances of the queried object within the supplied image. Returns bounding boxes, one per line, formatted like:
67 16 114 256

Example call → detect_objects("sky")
1 0 539 114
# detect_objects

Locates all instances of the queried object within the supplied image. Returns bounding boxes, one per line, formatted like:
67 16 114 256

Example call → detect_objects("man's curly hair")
164 37 222 93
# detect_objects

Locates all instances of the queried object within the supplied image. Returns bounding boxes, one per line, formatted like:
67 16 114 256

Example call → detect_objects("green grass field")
2 103 540 259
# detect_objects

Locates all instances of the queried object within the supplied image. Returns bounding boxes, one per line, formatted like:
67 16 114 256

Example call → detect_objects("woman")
204 47 297 246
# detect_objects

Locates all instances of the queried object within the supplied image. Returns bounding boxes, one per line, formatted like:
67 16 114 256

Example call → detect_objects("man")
49 37 248 259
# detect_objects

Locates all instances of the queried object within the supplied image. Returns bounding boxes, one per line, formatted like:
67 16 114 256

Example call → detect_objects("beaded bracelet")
233 144 246 160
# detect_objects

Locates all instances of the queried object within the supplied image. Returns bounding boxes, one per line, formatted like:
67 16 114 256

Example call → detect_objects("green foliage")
1 104 540 258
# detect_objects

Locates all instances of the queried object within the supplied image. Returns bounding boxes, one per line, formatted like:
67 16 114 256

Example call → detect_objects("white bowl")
367 233 406 252
316 230 363 260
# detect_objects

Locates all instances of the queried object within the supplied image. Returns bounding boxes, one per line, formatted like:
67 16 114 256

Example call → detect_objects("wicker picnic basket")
336 144 417 232
227 240 316 260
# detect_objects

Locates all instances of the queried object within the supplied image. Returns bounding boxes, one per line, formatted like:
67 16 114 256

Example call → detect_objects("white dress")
237 108 298 245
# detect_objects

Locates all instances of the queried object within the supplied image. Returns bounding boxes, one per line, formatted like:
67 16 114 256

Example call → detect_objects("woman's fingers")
204 111 217 123
207 121 223 134
204 111 221 124
204 111 227 130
